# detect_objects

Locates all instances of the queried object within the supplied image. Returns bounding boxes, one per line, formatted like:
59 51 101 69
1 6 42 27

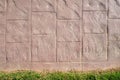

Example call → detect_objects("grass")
0 69 120 80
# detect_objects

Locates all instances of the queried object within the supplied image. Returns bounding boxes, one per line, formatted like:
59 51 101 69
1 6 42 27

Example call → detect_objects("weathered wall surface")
0 0 120 71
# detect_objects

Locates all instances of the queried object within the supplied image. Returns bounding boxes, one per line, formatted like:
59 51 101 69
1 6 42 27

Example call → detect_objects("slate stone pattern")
0 0 120 71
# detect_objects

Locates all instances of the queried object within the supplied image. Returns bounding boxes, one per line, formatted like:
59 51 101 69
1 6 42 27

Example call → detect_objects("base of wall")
0 61 120 72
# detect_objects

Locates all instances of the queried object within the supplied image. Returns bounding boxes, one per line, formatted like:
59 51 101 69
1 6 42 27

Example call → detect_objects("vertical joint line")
106 0 109 61
30 0 32 70
81 0 84 71
56 0 58 62
5 0 8 64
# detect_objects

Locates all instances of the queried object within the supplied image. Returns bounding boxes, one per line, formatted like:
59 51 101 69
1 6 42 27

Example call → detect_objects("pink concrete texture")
0 0 120 71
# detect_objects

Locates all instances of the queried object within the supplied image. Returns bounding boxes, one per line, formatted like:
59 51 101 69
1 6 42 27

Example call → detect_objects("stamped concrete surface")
0 0 120 71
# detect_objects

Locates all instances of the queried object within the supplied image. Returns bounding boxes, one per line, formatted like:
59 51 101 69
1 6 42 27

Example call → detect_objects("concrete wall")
0 0 120 71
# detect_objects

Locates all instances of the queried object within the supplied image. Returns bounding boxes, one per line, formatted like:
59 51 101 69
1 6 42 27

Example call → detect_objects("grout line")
7 19 28 21
57 41 81 42
108 18 120 19
5 0 8 64
32 34 51 36
31 9 56 13
107 0 109 61
107 0 110 19
6 42 25 43
108 40 120 41
56 0 58 62
84 33 108 34
81 0 84 71
83 10 108 12
56 18 81 20
55 19 80 21
30 0 32 70
56 19 57 62
31 61 84 63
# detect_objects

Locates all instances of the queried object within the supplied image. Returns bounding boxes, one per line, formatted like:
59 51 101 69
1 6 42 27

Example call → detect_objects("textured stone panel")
83 0 107 10
7 0 30 19
57 20 80 41
109 19 120 40
6 43 30 62
0 12 5 35
83 34 107 62
32 0 56 12
57 0 82 20
109 0 120 18
6 20 30 42
32 35 56 62
0 0 5 11
108 41 120 62
0 0 119 71
57 42 81 62
83 11 107 33
32 12 56 35
0 35 6 64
